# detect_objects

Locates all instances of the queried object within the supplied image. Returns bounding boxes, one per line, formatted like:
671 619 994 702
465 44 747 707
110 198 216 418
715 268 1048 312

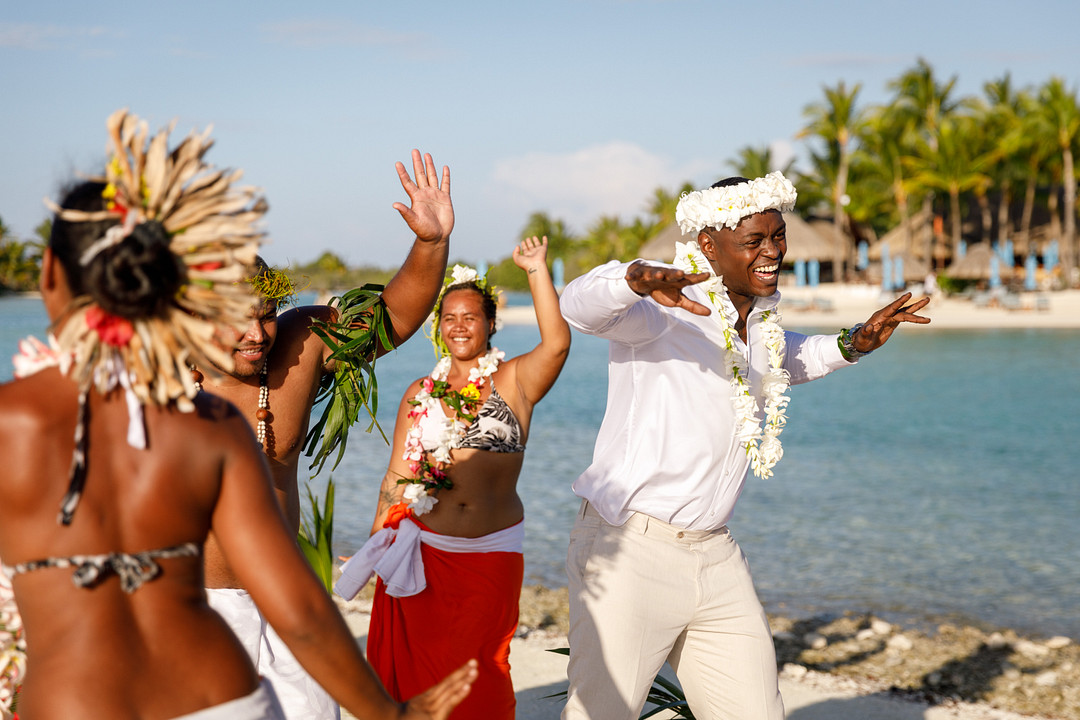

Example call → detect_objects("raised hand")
402 659 478 720
624 260 712 316
512 235 549 273
853 291 931 352
394 149 453 243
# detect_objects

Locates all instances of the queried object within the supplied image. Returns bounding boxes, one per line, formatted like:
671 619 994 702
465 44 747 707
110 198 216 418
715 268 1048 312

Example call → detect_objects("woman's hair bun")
85 220 184 318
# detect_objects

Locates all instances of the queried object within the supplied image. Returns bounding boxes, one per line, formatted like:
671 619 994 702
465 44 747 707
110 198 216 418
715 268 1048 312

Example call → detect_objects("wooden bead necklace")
191 361 270 452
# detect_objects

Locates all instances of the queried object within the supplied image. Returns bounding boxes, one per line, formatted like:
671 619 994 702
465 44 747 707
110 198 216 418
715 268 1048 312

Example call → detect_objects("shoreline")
499 284 1080 330
337 582 1077 720
9 285 1080 331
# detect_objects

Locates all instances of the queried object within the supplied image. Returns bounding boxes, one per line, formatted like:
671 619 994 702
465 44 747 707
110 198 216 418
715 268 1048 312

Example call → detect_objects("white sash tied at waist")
333 518 524 600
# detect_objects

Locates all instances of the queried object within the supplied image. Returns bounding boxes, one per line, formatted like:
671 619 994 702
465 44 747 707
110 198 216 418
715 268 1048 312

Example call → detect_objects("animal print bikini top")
2 543 201 593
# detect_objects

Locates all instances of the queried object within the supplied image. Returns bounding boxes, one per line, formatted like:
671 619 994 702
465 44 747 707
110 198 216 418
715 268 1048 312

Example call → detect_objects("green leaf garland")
304 284 395 474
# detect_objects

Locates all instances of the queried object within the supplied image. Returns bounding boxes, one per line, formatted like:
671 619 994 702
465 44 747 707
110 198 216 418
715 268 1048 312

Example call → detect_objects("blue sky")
2 1 1078 268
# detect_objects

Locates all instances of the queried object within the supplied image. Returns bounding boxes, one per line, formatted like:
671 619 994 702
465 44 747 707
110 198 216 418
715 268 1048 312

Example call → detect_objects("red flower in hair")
85 306 135 347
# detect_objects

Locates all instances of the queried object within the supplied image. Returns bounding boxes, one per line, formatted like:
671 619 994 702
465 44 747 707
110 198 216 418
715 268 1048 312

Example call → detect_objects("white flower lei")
672 240 791 479
0 571 26 717
12 334 69 378
400 347 504 515
676 171 797 234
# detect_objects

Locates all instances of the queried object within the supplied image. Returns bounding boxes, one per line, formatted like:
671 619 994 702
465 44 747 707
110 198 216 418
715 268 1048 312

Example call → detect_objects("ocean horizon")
3 294 1078 640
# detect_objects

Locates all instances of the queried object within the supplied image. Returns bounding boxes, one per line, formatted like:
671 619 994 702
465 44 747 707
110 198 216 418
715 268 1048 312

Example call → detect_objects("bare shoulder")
270 304 338 374
493 355 523 387
278 304 337 334
399 377 426 404
0 372 75 436
189 392 257 446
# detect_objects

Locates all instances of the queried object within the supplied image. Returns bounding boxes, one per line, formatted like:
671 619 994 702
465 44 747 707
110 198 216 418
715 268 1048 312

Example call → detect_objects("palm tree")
519 211 577 261
727 146 794 181
981 75 1032 249
0 217 42 293
645 184 694 228
1039 77 1080 276
905 115 994 258
887 59 959 262
859 106 919 255
581 215 626 267
1013 92 1058 247
799 81 865 279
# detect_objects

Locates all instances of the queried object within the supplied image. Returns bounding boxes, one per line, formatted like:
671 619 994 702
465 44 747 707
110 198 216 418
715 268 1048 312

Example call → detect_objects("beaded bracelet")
838 322 873 361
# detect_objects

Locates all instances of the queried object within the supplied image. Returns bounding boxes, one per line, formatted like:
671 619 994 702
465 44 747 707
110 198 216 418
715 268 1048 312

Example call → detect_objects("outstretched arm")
511 237 571 405
624 260 712 316
848 291 931 356
381 149 453 350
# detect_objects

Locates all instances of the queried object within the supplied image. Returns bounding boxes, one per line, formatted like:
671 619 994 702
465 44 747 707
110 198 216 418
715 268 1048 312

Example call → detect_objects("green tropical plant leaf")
541 647 695 718
297 478 336 593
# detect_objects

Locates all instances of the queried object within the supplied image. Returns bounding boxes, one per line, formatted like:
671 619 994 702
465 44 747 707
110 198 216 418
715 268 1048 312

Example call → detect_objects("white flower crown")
675 171 797 234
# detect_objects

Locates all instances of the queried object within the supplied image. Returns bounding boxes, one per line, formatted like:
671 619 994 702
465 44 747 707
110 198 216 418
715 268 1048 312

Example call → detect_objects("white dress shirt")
560 260 853 532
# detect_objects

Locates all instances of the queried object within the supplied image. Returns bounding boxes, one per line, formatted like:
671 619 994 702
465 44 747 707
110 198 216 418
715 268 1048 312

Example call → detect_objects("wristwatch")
838 323 872 361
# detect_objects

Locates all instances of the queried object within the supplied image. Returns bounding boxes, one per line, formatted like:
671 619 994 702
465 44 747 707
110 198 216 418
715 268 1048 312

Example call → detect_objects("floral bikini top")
417 384 526 454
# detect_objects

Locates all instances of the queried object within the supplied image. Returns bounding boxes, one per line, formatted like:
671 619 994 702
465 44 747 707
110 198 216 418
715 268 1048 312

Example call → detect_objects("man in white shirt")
559 173 930 720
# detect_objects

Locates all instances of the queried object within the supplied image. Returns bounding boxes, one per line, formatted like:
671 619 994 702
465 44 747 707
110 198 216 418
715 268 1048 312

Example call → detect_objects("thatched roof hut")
638 213 834 264
783 213 837 262
639 222 690 262
870 208 934 260
943 243 999 280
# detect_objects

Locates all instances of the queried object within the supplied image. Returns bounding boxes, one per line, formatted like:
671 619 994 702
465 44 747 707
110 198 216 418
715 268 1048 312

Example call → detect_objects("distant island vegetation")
4 60 1079 295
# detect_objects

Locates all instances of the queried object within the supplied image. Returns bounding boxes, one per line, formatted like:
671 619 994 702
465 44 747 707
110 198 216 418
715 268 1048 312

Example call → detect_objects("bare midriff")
418 448 526 538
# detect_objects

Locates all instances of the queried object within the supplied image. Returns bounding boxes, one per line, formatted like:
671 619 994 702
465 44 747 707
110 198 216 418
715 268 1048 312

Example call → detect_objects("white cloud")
489 142 705 232
259 20 422 49
0 23 120 50
788 52 907 69
769 138 796 172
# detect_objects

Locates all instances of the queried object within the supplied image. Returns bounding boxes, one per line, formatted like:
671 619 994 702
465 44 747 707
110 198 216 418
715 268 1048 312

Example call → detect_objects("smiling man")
559 173 930 720
195 149 455 720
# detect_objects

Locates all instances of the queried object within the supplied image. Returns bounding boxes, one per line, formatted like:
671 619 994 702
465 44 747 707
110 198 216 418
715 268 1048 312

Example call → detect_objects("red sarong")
367 528 523 720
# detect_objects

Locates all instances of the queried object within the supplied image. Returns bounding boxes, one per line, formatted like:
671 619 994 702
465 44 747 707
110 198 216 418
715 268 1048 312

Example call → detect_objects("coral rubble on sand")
769 613 1078 720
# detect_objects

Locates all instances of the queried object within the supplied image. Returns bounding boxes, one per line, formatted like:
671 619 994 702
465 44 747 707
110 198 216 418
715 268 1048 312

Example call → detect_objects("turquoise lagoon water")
2 294 1078 638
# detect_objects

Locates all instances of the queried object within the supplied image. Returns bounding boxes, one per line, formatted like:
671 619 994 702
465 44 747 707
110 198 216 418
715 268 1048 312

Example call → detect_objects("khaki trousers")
562 501 784 720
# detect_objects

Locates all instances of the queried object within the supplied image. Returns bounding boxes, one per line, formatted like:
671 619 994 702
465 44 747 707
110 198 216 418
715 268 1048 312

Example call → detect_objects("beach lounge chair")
1001 293 1023 311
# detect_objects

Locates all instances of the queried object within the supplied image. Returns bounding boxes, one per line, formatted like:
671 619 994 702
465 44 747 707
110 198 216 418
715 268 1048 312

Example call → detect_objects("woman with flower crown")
559 173 930 720
335 235 571 720
0 110 475 720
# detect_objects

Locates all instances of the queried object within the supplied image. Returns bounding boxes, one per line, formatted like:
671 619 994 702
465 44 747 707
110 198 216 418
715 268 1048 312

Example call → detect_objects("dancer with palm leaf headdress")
0 109 475 720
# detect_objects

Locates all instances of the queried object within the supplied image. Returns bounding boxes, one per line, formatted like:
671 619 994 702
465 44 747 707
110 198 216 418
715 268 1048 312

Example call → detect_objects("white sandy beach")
335 598 1058 720
500 284 1080 331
